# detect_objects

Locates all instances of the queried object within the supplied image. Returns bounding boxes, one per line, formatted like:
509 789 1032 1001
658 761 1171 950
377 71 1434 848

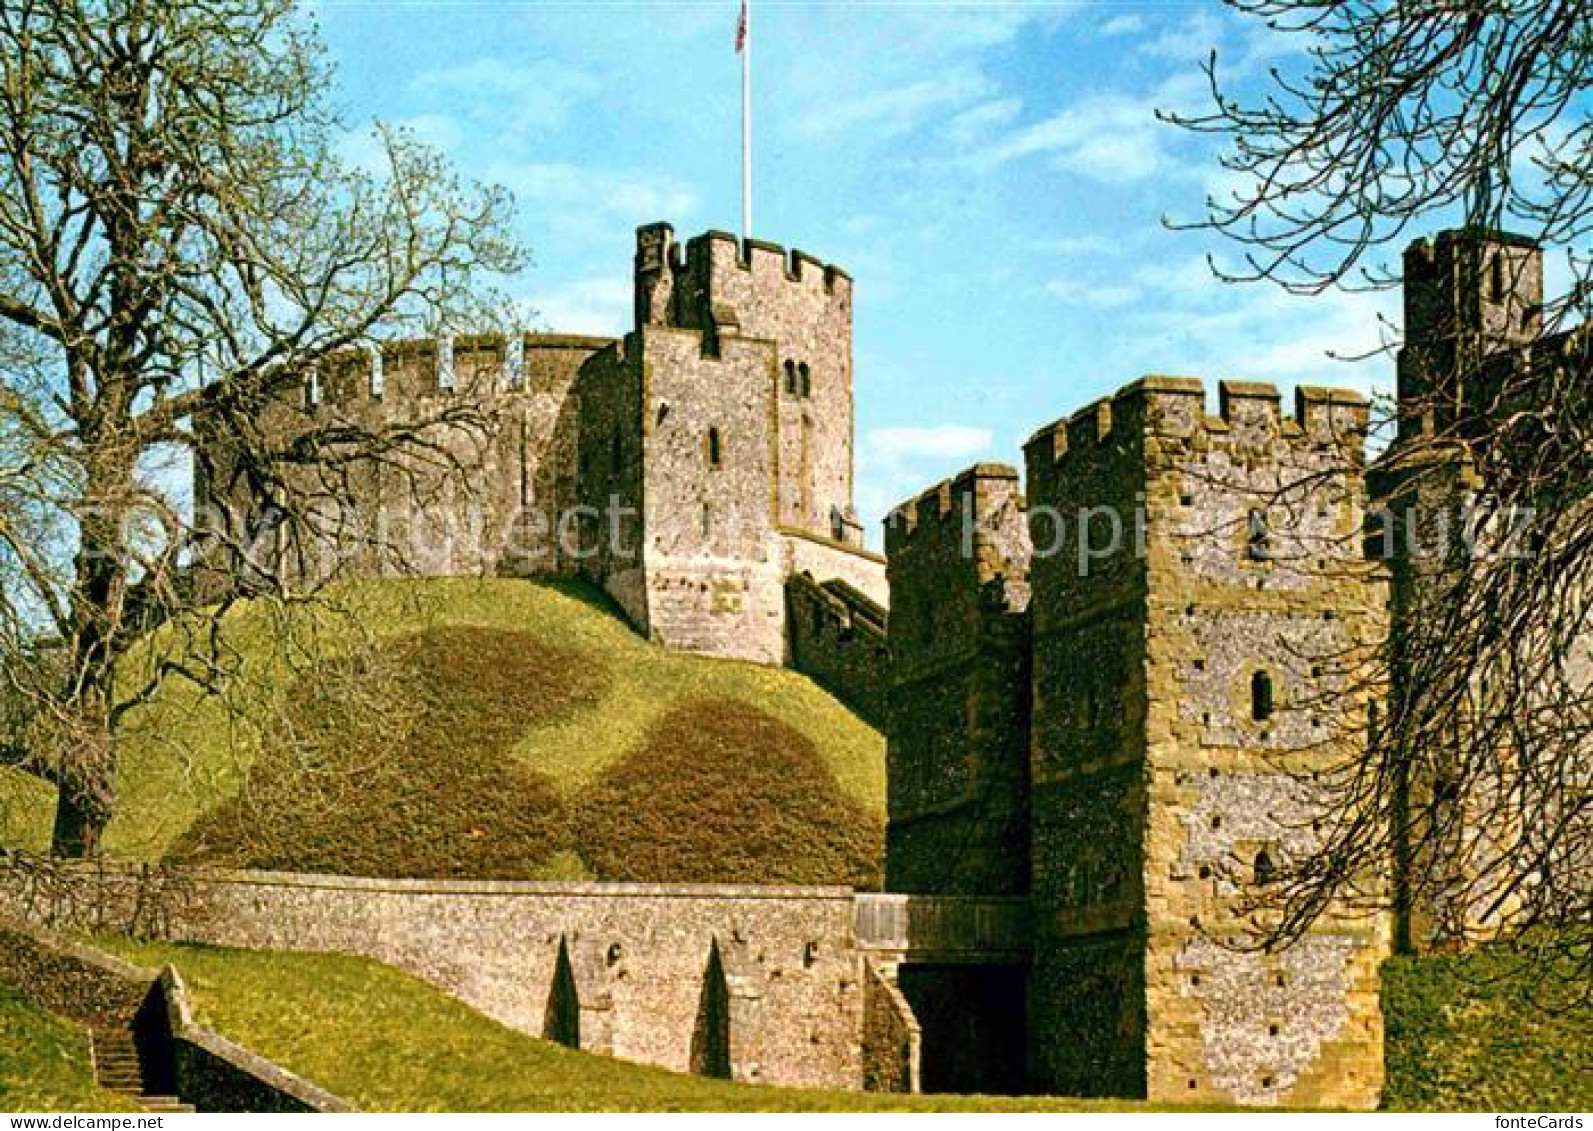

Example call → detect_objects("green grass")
90 936 1165 1112
0 579 885 885
63 934 1591 1112
1382 944 1593 1111
0 985 140 1113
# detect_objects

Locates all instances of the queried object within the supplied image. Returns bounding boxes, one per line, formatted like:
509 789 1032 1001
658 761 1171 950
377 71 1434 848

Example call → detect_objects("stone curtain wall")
0 915 155 1033
195 222 876 669
860 958 920 1093
569 339 650 629
195 333 609 589
1 869 870 1092
781 529 887 605
785 574 889 727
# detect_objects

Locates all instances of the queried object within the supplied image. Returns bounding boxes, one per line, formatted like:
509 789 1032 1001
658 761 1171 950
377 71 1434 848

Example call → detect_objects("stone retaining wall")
1 866 868 1091
0 913 352 1112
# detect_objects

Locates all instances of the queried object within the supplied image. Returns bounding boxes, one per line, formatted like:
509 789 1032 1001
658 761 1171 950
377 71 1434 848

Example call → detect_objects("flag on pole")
736 0 748 53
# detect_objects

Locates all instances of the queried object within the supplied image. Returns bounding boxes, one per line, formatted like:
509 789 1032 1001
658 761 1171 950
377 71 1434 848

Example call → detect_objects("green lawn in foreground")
93 936 1170 1113
0 984 140 1113
1382 944 1593 1111
78 934 1593 1112
0 579 885 886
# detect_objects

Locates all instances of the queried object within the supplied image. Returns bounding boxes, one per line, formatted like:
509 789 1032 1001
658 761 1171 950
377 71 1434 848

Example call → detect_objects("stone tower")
194 221 887 667
883 464 1032 897
612 224 878 664
634 223 858 539
1396 228 1543 441
1021 378 1388 1107
1374 229 1548 950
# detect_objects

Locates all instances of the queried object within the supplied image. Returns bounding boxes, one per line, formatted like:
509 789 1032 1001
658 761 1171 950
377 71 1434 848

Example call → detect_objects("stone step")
90 1031 147 1093
88 1028 192 1113
137 1099 196 1114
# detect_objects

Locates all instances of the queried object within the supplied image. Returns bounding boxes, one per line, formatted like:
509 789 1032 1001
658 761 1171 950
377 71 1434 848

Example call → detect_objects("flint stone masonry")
860 958 920 1093
885 464 1033 898
1005 374 1390 1108
786 573 889 727
1375 229 1578 953
195 223 882 669
132 224 1558 1108
1 868 867 1091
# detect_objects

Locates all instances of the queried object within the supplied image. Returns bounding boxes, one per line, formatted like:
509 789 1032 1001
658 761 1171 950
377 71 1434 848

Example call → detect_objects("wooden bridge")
853 894 1031 965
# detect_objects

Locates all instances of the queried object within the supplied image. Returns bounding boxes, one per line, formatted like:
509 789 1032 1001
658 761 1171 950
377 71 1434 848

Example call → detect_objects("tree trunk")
50 786 107 858
47 716 116 858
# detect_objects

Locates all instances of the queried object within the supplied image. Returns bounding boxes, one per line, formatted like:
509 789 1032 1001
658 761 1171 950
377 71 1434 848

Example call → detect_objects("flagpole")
740 0 752 241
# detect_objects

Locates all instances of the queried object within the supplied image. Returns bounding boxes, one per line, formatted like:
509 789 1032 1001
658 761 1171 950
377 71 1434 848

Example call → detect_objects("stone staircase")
91 1027 196 1114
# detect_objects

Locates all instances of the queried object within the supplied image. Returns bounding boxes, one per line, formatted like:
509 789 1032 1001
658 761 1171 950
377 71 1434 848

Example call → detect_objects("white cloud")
525 277 631 337
1047 277 1141 309
336 115 463 176
854 423 998 543
798 67 994 140
1096 13 1146 38
965 68 1209 186
866 425 993 462
1112 252 1399 390
488 163 698 244
498 164 695 218
785 5 1060 146
1137 10 1225 63
946 98 1024 148
1053 234 1118 256
971 91 1173 183
413 58 598 135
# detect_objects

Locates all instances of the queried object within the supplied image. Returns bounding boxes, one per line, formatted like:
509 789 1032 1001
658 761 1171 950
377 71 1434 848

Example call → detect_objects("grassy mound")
174 626 591 878
0 580 884 886
91 936 1163 1112
0 985 139 1112
575 699 881 885
1382 944 1592 1111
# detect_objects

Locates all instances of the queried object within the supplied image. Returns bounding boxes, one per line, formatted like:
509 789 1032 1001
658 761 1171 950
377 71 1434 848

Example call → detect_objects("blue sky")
315 0 1406 537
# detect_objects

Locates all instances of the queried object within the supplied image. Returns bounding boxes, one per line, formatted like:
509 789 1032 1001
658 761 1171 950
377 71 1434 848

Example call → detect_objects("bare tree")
0 0 521 857
1165 1 1593 992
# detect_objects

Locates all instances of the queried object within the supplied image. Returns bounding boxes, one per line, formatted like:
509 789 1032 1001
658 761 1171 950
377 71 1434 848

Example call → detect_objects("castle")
185 224 1551 1107
197 223 886 665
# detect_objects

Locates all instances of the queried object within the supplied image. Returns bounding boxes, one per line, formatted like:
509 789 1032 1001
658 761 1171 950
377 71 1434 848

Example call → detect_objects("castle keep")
199 224 885 665
180 224 1550 1107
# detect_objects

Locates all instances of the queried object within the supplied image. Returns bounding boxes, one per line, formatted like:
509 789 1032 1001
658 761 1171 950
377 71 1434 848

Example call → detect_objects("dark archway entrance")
898 964 1028 1094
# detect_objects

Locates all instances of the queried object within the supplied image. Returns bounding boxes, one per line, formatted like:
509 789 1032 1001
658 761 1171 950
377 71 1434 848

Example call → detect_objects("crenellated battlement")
298 331 617 413
1402 227 1543 352
686 229 852 293
787 572 890 728
1023 376 1368 502
884 463 1026 560
635 222 852 339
